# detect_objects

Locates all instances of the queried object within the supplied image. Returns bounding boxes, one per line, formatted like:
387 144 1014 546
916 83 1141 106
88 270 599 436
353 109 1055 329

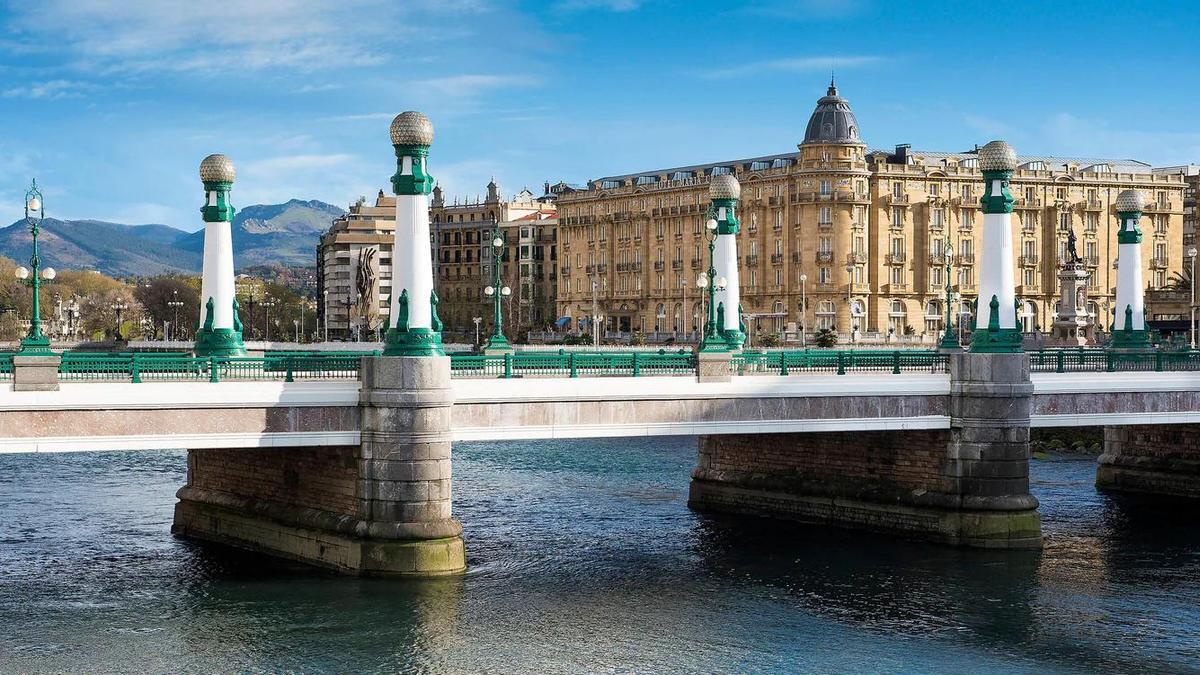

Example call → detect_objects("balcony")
772 221 783 232
1016 284 1039 295
560 265 571 276
745 255 759 266
768 195 783 207
1143 202 1174 212
1083 199 1103 211
815 251 834 263
653 261 664 271
673 232 683 241
882 283 909 293
633 236 642 245
791 252 802 264
847 251 867 264
817 221 834 231
1014 197 1043 209
1018 255 1039 267
596 264 608 273
585 264 595 273
928 252 948 265
885 194 910 205
1085 255 1099 267
1151 257 1169 268
885 252 907 264
691 259 701 270
956 253 975 266
889 220 906 231
671 260 683 270
767 253 782 265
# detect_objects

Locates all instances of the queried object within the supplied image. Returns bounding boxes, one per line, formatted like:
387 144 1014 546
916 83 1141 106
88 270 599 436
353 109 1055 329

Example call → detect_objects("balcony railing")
745 255 759 266
671 260 683 270
815 251 834 263
847 251 867 264
771 253 784 265
653 261 664 271
956 253 975 265
1150 257 1169 268
885 252 906 264
928 252 947 265
885 194 910 205
1018 255 1039 266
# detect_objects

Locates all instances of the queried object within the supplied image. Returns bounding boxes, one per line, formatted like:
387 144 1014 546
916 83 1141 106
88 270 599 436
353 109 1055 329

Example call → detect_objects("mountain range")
0 199 344 277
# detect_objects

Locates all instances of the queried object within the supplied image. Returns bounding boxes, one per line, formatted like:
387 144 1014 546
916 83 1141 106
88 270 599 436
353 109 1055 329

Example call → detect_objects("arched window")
1020 301 1038 333
850 300 864 317
772 301 785 333
925 299 941 316
890 299 905 315
673 302 683 332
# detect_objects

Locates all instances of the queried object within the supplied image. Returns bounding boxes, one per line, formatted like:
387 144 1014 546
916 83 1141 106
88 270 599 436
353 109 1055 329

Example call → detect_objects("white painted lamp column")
709 173 745 351
970 140 1022 353
194 154 246 357
1110 189 1149 349
384 111 444 356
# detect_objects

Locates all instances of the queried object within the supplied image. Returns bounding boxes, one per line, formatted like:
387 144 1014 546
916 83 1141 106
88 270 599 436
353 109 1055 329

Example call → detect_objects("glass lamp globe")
706 219 717 231
27 196 41 212
1190 248 1198 258
718 276 728 288
484 286 495 296
493 237 503 248
42 267 56 280
501 286 512 297
696 276 707 288
15 266 29 280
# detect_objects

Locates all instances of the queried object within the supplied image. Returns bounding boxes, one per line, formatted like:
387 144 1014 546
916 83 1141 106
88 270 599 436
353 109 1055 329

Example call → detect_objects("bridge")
4 125 1196 577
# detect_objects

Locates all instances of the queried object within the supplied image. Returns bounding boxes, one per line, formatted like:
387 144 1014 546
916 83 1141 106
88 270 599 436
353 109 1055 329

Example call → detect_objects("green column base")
969 327 1023 353
194 328 248 357
721 329 746 352
18 334 53 355
383 327 445 357
1108 328 1150 351
480 334 514 355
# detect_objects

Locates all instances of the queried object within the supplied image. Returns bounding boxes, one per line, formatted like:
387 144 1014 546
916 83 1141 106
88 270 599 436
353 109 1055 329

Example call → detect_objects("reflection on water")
1 441 1198 673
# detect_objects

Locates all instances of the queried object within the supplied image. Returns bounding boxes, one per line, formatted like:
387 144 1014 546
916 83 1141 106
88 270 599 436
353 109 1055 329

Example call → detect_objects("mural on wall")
352 246 381 338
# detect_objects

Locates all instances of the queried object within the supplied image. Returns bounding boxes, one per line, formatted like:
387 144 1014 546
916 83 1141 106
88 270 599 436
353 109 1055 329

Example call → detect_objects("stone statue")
1065 228 1081 264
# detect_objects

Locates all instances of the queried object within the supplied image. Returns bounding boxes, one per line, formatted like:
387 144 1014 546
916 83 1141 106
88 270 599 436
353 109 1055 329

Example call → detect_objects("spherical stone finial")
390 111 434 146
1115 189 1146 213
978 140 1018 172
710 174 741 201
199 154 236 184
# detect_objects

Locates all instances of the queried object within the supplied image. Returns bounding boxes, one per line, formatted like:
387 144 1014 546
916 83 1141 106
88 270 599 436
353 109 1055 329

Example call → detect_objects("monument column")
194 154 247 357
970 140 1021 353
1110 189 1149 349
383 111 444 356
710 174 745 351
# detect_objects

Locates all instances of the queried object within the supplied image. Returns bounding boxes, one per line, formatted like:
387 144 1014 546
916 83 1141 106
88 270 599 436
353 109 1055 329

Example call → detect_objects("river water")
1 439 1198 674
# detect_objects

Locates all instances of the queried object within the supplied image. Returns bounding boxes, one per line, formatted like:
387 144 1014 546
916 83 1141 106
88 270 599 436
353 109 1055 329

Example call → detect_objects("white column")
975 192 1017 331
393 191 433 330
1115 237 1145 330
199 189 235 330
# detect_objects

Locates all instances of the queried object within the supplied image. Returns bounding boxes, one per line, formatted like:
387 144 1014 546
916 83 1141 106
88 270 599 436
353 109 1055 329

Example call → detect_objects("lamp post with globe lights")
110 300 129 341
799 273 808 347
167 290 185 342
1189 246 1198 349
482 220 513 354
939 235 962 351
709 173 745 351
194 154 247 357
696 213 727 352
15 180 57 353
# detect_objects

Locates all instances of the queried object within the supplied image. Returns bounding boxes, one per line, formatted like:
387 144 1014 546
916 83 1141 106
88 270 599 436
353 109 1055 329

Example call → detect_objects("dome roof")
199 154 235 184
709 174 741 200
390 111 434 146
978 140 1018 171
801 80 862 145
1115 189 1146 213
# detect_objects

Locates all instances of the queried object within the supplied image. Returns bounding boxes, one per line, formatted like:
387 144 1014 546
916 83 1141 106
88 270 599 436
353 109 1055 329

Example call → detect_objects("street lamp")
799 273 807 348
15 180 56 353
473 316 483 346
294 318 300 342
698 216 726 352
110 301 129 341
482 220 512 352
939 236 961 350
168 290 184 342
322 289 330 342
261 298 278 341
1189 247 1198 349
846 263 855 342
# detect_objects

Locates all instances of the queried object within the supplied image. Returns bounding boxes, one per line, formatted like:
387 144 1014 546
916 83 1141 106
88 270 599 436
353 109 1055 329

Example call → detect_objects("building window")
932 209 944 228
961 209 974 229
889 266 902 285
820 180 832 195
819 267 831 284
819 206 832 224
892 207 903 228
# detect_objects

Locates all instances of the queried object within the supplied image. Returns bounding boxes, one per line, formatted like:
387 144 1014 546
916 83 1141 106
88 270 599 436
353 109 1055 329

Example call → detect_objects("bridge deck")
1 371 1198 452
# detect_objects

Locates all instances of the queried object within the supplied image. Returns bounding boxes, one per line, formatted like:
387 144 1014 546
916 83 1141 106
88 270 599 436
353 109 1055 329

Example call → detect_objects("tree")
79 287 144 340
814 328 838 347
134 277 200 340
1169 265 1194 292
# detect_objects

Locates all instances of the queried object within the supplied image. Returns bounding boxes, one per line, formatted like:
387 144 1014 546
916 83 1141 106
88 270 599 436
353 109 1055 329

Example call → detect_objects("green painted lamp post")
15 179 56 354
194 154 247 357
697 213 726 352
969 140 1023 353
481 220 514 354
938 236 962 351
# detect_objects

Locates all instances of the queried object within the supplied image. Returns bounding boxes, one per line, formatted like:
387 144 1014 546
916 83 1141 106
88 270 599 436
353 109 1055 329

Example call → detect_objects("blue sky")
0 0 1197 231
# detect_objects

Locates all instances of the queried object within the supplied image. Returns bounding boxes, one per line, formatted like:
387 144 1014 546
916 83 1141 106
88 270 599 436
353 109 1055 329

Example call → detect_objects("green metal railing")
449 350 696 379
732 349 949 376
1028 348 1200 373
57 353 366 383
0 352 13 380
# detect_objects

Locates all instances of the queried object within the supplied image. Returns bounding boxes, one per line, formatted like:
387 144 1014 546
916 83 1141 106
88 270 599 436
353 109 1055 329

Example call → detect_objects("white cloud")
415 74 541 98
3 79 92 99
697 55 880 79
554 0 644 11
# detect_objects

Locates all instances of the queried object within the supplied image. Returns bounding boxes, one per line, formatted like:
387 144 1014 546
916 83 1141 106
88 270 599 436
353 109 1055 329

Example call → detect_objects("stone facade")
317 185 559 341
556 83 1185 342
1098 424 1200 499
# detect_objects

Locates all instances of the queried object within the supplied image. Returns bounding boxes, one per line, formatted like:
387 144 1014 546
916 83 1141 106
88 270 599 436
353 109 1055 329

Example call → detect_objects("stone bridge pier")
1099 425 1200 499
172 356 465 576
689 352 1042 549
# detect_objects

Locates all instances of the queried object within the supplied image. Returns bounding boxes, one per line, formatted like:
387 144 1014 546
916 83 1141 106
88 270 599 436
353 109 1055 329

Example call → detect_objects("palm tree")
1168 264 1194 292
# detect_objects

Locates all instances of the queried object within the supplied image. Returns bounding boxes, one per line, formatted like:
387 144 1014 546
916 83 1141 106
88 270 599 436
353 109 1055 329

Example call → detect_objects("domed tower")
796 79 871 335
1111 189 1149 349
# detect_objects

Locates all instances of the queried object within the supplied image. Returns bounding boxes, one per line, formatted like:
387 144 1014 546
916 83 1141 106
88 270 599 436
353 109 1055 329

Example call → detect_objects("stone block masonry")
689 352 1042 549
1098 424 1200 499
173 356 466 577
